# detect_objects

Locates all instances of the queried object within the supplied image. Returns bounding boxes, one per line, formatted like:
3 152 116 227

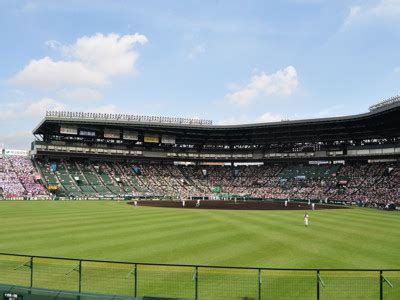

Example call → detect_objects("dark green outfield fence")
0 253 398 300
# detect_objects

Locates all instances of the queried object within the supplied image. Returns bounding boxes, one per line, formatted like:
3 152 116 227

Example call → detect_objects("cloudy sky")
0 0 399 149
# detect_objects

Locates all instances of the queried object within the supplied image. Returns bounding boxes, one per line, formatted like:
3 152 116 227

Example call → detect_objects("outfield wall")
0 253 398 300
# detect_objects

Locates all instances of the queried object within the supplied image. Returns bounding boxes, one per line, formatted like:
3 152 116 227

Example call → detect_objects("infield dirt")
131 200 348 210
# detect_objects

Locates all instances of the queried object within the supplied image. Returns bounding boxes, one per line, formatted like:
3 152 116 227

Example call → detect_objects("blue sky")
0 0 399 149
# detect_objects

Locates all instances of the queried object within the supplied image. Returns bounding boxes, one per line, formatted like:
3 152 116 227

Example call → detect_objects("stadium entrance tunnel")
130 200 348 210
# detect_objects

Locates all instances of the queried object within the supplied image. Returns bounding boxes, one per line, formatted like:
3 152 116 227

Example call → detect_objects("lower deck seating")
30 159 400 206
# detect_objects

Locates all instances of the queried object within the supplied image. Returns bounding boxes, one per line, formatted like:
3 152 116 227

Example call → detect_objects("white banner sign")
60 126 78 135
4 149 29 156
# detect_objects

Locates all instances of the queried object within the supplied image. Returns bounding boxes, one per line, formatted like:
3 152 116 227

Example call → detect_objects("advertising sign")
144 134 159 143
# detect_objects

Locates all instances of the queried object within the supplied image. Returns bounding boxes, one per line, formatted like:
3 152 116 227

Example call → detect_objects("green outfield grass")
0 200 399 268
0 200 399 299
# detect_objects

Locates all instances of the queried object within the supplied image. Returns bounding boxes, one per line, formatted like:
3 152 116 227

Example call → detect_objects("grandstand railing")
369 95 400 111
0 253 398 299
46 111 213 126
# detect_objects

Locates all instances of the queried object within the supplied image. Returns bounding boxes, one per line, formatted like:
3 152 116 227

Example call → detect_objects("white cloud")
59 88 103 101
0 98 66 121
0 131 32 150
187 44 205 60
0 97 123 149
343 5 364 27
217 112 286 125
45 40 63 50
10 57 108 88
344 0 400 26
66 33 148 76
0 97 123 122
226 88 258 106
9 33 148 89
255 112 285 123
24 98 66 117
225 66 299 106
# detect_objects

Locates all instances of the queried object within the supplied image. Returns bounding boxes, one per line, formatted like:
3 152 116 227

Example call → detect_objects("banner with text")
60 126 78 135
104 129 121 139
123 131 139 140
144 134 159 143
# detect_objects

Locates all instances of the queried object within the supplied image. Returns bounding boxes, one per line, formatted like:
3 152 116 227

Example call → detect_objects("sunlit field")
0 200 398 269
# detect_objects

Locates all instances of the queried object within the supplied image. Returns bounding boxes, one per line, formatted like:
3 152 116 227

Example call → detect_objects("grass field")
0 200 399 268
0 200 399 299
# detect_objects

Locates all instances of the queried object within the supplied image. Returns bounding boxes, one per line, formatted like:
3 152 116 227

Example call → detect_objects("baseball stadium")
0 96 399 299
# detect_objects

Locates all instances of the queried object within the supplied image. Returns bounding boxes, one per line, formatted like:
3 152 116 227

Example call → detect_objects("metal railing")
369 95 400 111
45 111 213 126
0 252 398 299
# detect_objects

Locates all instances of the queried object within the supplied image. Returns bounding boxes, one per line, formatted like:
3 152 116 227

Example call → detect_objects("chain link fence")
0 253 398 300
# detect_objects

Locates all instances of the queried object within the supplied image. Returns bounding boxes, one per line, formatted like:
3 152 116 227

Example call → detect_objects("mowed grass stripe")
193 210 343 267
0 204 195 238
1 204 239 261
0 201 399 299
0 201 183 225
0 202 399 269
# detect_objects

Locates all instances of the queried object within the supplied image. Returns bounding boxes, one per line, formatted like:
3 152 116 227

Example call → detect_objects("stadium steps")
32 160 48 184
138 165 166 194
80 185 97 195
92 185 111 195
36 161 59 186
178 166 208 194
112 163 139 194
96 172 124 196
90 177 113 196
110 163 138 193
122 185 134 193
65 162 87 184
126 165 152 192
100 163 131 195
98 170 124 194
107 185 124 195
99 173 114 185
58 162 84 196
130 176 148 193
73 162 93 186
61 179 83 197
84 172 103 185
35 161 67 196
77 163 114 196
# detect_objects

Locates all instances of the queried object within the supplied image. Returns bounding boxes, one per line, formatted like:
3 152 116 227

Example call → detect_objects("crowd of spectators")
2 156 400 208
125 162 400 208
0 155 50 198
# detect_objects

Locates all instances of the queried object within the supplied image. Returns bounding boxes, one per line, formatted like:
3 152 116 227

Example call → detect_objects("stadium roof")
33 100 400 146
